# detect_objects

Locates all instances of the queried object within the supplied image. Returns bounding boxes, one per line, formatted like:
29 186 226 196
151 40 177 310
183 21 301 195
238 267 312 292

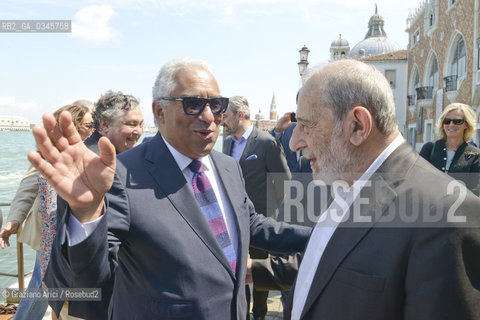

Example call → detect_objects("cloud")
71 5 117 43
0 96 38 114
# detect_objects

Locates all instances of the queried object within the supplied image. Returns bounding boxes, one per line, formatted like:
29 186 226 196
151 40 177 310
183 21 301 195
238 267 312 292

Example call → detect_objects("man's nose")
289 125 306 152
199 104 215 122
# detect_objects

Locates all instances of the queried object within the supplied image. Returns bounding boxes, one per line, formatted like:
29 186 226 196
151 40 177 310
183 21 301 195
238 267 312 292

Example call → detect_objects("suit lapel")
223 136 233 156
300 174 397 318
145 134 235 278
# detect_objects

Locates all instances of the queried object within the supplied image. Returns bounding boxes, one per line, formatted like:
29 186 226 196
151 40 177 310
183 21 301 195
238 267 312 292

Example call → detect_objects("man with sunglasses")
32 57 311 320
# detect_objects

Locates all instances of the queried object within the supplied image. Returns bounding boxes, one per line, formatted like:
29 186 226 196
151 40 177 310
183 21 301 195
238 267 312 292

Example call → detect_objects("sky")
0 0 423 126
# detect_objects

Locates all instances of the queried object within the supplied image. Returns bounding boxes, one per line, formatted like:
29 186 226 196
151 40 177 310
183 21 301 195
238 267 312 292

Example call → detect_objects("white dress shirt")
290 134 405 320
68 136 240 259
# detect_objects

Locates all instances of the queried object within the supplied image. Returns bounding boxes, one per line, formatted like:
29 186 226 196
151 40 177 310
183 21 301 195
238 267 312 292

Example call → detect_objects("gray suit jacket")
223 126 291 216
45 132 311 320
255 142 480 320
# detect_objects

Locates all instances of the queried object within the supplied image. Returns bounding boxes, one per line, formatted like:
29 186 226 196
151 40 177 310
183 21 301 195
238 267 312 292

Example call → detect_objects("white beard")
312 123 363 185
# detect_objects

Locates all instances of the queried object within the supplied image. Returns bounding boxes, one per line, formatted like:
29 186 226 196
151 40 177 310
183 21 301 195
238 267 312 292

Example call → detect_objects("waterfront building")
405 0 480 150
0 115 30 131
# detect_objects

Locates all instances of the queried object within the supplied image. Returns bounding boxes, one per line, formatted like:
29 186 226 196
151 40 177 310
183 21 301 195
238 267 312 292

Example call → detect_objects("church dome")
331 35 349 48
349 5 402 58
350 37 402 58
255 109 265 120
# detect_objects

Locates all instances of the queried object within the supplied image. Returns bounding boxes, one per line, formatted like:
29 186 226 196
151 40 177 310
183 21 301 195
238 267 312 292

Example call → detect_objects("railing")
407 95 416 106
444 75 458 92
415 86 434 100
0 203 29 297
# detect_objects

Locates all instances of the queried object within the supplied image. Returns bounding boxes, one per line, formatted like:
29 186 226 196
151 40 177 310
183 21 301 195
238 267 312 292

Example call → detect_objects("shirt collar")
233 125 253 143
161 136 211 172
335 133 405 200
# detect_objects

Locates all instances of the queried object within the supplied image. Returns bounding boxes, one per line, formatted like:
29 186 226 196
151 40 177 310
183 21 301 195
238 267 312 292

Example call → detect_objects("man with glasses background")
85 90 144 155
36 57 311 320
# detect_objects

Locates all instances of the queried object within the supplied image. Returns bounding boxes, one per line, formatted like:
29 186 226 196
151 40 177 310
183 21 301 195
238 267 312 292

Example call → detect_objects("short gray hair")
228 95 250 120
93 90 140 130
308 59 397 135
152 57 211 102
72 99 94 110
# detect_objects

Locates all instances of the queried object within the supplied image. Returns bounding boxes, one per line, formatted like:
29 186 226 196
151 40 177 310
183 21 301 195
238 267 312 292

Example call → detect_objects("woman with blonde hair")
0 102 93 320
420 102 480 194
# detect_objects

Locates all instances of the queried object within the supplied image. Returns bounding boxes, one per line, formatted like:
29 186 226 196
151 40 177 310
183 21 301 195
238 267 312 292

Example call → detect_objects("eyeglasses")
159 96 229 115
81 122 94 129
443 118 465 125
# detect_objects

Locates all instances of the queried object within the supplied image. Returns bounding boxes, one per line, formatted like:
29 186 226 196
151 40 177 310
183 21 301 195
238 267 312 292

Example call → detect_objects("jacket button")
444 157 447 160
443 148 446 151
442 167 445 170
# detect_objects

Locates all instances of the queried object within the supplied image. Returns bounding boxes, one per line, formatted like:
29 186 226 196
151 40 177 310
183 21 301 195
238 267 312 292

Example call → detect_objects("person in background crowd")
53 91 143 320
419 102 480 195
0 102 93 320
270 112 311 174
221 95 291 320
85 90 144 155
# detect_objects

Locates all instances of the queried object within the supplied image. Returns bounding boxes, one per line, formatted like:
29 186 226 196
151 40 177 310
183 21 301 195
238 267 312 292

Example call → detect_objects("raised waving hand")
27 111 116 222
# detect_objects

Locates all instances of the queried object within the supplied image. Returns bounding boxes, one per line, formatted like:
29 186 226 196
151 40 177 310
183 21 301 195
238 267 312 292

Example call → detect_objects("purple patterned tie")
189 160 237 274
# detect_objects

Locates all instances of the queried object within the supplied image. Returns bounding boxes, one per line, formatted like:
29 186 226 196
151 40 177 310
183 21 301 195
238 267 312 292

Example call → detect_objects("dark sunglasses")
160 96 229 115
443 118 465 125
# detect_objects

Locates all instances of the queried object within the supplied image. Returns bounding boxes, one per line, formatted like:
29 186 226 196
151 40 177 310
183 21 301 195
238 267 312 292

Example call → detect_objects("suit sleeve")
57 170 130 290
6 166 39 224
252 252 302 291
230 158 310 253
265 137 292 212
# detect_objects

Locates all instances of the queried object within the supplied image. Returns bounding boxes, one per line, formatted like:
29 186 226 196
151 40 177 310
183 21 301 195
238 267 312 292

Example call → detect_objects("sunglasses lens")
183 97 205 115
210 98 229 114
443 118 465 125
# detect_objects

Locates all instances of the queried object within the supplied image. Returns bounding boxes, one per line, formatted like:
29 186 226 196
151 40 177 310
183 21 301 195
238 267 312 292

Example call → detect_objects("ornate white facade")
0 115 31 131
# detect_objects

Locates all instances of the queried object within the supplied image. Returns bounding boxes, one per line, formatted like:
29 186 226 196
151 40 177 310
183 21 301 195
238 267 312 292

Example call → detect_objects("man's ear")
99 119 109 134
347 106 373 146
237 110 245 120
152 101 165 125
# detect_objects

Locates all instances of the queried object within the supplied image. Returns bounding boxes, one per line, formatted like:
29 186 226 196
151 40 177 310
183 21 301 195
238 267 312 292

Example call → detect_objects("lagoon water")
0 130 223 296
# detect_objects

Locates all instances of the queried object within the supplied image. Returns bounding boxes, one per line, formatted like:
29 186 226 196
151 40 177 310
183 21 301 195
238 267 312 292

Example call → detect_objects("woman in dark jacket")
420 102 480 194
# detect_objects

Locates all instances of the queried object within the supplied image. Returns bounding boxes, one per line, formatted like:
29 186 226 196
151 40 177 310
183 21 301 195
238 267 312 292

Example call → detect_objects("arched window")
429 56 439 88
414 69 420 92
451 37 466 77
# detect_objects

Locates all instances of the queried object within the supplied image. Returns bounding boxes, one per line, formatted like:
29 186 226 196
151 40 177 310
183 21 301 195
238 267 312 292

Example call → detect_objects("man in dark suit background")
30 57 311 320
221 96 291 320
251 59 480 319
270 112 311 174
59 91 143 319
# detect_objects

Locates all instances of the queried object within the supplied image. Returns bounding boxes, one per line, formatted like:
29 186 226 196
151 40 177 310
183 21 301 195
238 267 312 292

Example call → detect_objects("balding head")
300 59 397 135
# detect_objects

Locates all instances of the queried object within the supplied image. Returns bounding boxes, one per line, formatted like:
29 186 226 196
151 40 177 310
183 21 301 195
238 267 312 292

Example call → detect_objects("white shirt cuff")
67 214 104 246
